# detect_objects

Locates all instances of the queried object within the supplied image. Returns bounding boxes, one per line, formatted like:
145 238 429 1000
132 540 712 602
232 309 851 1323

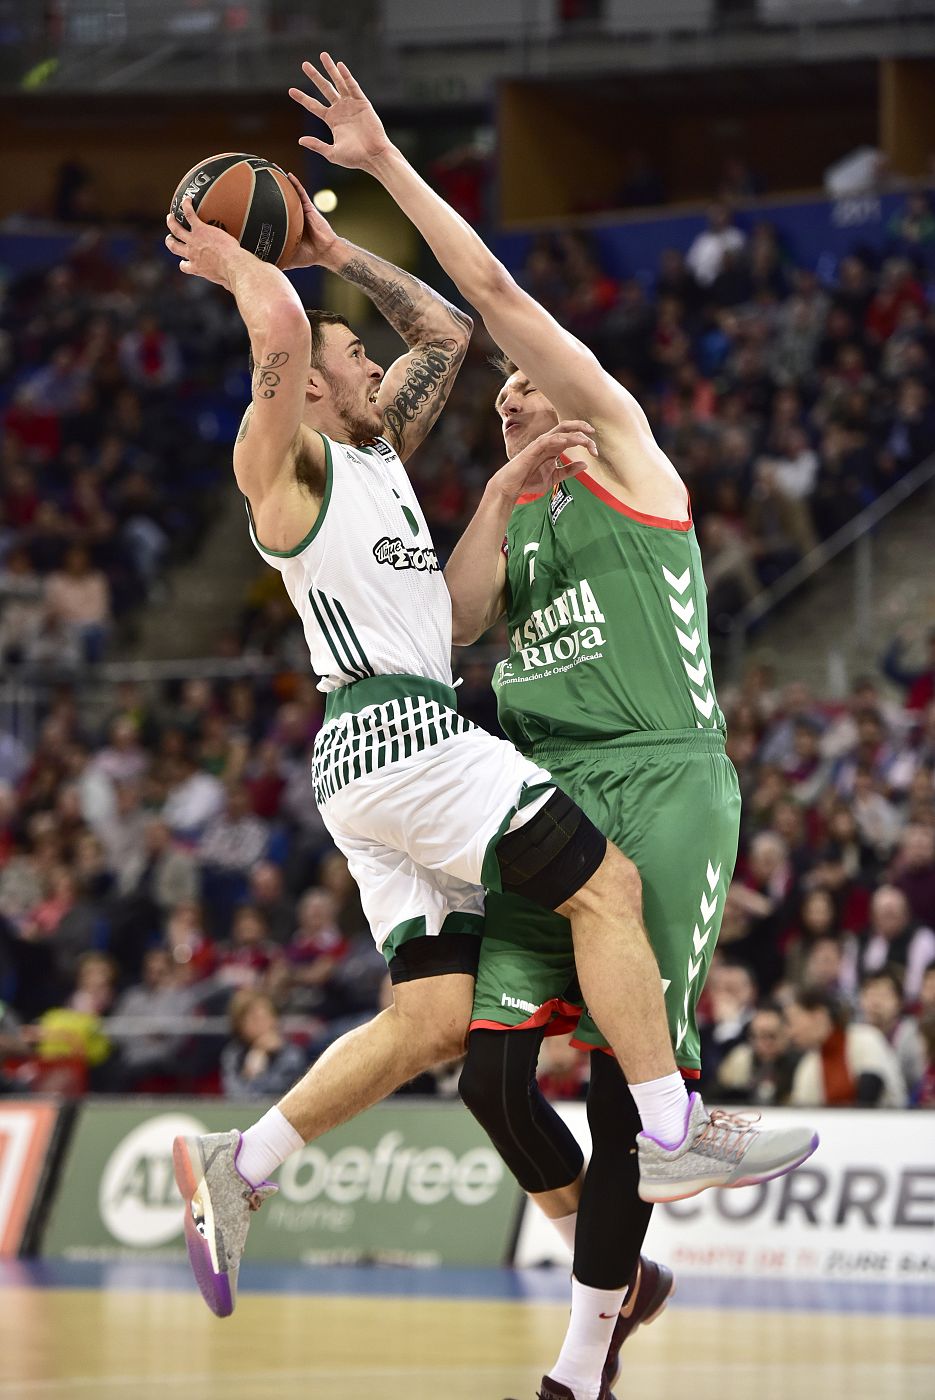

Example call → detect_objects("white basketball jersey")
246 433 453 694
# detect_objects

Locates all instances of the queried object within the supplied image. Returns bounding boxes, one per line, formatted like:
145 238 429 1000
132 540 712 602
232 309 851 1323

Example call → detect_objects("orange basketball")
169 153 303 269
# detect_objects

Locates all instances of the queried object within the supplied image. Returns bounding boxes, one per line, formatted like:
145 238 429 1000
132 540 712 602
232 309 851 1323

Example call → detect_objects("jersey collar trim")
245 434 334 558
576 470 693 531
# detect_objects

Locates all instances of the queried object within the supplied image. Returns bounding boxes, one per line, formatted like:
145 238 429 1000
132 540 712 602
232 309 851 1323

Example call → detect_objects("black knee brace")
459 1028 584 1194
495 789 607 910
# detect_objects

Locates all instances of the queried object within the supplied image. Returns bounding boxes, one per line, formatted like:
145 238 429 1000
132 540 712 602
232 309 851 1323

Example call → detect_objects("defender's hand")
289 52 392 172
165 197 241 290
282 172 340 269
492 421 598 502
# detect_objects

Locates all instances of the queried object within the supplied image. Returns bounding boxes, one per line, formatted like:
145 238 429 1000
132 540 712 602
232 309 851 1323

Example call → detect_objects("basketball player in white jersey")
165 175 813 1324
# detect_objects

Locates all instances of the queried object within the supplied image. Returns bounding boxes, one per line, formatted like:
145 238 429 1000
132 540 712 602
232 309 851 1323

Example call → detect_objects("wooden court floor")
1 1279 931 1400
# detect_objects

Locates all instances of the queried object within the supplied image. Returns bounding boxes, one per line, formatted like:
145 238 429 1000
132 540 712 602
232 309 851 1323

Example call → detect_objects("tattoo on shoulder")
382 338 467 454
236 405 253 443
253 350 290 400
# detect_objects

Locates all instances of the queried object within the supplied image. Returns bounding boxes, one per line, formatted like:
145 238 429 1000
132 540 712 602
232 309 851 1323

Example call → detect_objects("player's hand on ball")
289 52 391 172
282 173 339 270
495 421 598 502
165 197 240 290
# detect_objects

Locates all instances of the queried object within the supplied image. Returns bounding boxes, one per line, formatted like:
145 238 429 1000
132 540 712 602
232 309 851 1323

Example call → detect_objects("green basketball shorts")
470 729 742 1077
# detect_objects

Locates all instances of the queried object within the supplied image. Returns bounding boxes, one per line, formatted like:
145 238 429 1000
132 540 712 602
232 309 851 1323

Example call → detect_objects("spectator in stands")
118 313 182 391
686 203 747 288
859 884 935 1003
882 624 935 714
785 988 906 1107
716 1002 798 1105
887 190 935 256
109 946 198 1087
800 936 858 1007
865 259 926 346
35 950 118 1089
247 861 295 945
43 544 110 664
200 782 269 876
699 961 758 1089
859 967 926 1097
729 832 795 992
0 547 45 664
116 815 198 910
220 989 306 1099
213 904 277 992
917 1012 935 1106
162 748 225 841
890 824 935 929
165 901 215 984
280 888 350 1019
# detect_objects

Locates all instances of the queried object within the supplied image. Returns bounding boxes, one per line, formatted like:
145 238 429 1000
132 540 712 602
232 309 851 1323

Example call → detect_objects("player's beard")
325 368 380 444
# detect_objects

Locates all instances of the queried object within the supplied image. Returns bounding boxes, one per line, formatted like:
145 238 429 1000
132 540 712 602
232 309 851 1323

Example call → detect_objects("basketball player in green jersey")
290 55 818 1400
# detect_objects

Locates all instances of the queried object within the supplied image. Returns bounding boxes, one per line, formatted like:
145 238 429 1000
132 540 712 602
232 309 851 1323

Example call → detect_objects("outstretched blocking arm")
167 197 312 505
285 176 472 463
290 56 683 510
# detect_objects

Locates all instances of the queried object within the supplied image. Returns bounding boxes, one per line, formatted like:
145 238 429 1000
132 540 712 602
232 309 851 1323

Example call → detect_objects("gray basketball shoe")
173 1129 277 1317
637 1093 818 1203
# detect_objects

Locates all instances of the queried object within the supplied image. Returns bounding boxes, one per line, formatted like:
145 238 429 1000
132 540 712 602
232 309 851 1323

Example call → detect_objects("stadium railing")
727 449 935 679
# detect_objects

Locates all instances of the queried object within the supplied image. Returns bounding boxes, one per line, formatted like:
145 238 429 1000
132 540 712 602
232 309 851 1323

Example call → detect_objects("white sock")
550 1277 626 1400
544 1209 577 1253
236 1106 304 1186
628 1073 690 1148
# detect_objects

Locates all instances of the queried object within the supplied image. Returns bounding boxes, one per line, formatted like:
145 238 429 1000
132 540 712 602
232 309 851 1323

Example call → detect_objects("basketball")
169 153 304 268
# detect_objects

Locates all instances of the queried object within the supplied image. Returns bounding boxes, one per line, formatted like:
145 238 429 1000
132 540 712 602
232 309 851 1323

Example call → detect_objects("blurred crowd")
1 190 935 1109
0 230 246 665
0 642 934 1109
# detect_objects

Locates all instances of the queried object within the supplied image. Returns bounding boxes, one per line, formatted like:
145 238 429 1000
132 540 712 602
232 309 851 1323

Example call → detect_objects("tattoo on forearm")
236 405 253 443
381 338 467 454
253 350 289 400
339 254 472 344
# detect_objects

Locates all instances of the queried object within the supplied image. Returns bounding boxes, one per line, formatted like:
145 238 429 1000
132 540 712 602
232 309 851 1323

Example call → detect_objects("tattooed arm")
166 196 314 504
320 239 472 462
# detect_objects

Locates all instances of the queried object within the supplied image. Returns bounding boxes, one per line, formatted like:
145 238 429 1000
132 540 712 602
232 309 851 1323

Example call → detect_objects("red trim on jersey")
471 1003 703 1077
576 471 693 531
470 996 584 1039
515 489 549 506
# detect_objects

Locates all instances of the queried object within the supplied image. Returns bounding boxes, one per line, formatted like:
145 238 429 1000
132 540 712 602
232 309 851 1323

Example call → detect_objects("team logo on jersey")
373 537 440 573
501 577 606 677
549 481 573 524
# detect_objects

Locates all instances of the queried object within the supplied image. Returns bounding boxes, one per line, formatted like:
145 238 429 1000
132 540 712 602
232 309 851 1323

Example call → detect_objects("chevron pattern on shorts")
676 859 721 1052
662 564 716 727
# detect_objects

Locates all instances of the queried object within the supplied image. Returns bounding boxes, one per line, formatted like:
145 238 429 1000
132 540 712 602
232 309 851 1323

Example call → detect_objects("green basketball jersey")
494 470 726 746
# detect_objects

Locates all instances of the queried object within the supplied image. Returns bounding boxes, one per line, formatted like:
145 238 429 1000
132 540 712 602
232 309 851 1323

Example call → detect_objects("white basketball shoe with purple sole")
173 1129 276 1317
637 1093 819 1203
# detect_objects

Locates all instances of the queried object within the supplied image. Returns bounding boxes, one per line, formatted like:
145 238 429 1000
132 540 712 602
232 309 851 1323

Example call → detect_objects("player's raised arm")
445 421 597 644
284 175 472 463
167 197 312 505
289 56 682 511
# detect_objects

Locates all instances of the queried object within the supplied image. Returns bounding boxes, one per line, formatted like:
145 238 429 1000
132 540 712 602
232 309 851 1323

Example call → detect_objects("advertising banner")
514 1106 935 1285
0 1100 60 1257
41 1099 522 1267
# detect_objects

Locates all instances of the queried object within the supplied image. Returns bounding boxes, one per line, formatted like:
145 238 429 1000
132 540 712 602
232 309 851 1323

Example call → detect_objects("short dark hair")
304 308 351 370
247 308 350 376
792 987 846 1025
861 965 905 999
489 350 517 379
